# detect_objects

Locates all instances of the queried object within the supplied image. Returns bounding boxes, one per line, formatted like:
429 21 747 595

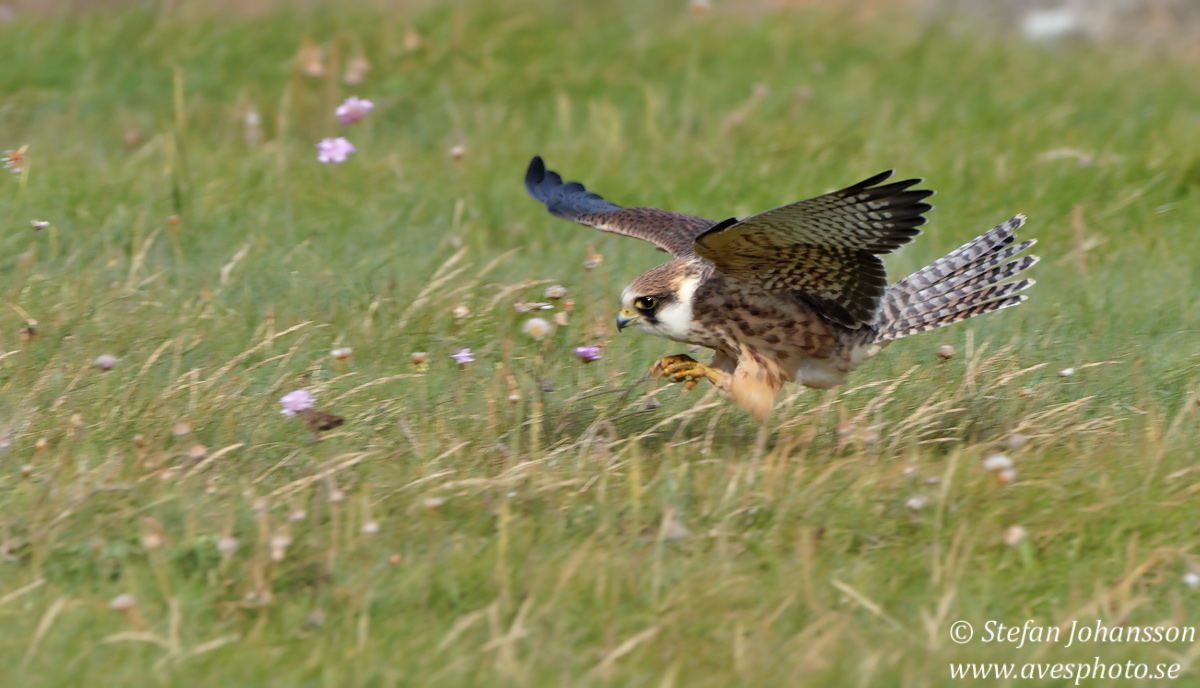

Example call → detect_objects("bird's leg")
650 354 723 391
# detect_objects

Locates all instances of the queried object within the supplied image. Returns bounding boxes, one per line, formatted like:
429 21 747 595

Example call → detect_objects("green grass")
2 1 1200 685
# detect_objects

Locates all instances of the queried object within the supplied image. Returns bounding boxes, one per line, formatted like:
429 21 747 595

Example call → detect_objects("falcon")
525 156 1038 422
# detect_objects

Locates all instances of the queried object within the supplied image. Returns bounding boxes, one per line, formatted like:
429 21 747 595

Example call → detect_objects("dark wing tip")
693 216 740 246
525 155 550 201
861 169 895 188
523 155 624 221
527 155 545 179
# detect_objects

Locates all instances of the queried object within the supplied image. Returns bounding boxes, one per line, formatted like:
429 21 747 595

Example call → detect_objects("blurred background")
2 1 1199 685
4 0 1200 49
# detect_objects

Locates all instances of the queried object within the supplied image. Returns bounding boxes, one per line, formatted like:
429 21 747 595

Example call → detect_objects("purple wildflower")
335 97 374 125
93 354 119 370
573 346 602 363
279 390 316 416
316 137 356 163
452 348 475 366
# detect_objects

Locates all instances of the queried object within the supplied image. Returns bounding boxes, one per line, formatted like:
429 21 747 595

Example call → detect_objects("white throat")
640 274 699 341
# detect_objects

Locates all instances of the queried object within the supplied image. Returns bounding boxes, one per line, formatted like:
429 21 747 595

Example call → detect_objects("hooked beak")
616 308 639 332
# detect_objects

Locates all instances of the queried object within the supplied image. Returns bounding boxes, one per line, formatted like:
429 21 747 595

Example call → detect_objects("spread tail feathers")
873 215 1037 343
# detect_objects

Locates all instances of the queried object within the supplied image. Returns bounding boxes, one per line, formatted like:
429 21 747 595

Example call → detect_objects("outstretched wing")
525 156 718 258
693 170 934 328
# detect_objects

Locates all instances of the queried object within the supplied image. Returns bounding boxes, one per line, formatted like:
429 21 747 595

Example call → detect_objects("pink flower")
93 354 119 370
573 346 602 363
316 137 356 163
452 348 474 365
279 390 316 416
335 97 374 125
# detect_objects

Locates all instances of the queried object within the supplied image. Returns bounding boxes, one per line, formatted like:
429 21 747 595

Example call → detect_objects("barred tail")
873 215 1037 343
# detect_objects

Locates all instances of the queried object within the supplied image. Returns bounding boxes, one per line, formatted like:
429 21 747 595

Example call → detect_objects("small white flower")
543 285 567 300
1058 367 1075 377
905 495 929 510
449 144 465 161
244 107 263 145
343 57 370 86
982 454 1013 472
937 344 955 360
269 534 292 561
109 594 137 611
1021 7 1084 42
1004 525 1027 547
361 520 380 535
1184 566 1200 588
217 536 239 556
30 220 49 230
522 317 552 340
664 519 689 541
331 347 353 360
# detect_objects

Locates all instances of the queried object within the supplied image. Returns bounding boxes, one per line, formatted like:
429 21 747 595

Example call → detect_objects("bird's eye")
634 296 657 311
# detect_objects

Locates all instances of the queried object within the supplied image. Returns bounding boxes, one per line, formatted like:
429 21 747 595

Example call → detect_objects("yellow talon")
651 354 718 390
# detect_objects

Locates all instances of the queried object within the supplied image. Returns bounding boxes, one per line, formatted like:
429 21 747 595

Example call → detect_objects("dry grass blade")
586 624 662 680
267 452 373 499
183 443 245 477
21 597 73 670
830 580 903 632
202 321 312 389
395 247 469 331
329 374 422 403
0 579 45 607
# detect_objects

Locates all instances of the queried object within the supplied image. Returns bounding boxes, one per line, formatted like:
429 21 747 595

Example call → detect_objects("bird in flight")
525 156 1037 422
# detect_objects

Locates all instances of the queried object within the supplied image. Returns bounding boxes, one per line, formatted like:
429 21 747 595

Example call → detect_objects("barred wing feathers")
525 156 717 258
693 170 934 327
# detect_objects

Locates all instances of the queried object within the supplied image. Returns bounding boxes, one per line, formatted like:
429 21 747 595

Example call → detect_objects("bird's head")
617 262 701 341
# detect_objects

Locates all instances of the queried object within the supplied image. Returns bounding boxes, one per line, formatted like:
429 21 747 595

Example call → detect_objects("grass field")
2 1 1200 685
